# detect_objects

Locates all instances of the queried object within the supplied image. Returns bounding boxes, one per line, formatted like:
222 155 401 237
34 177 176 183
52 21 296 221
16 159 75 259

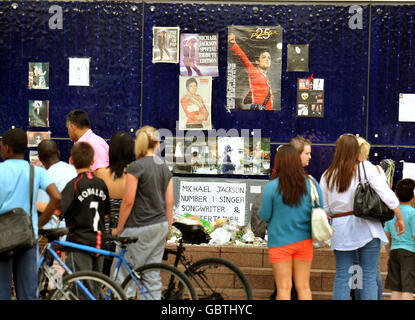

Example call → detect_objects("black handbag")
353 162 394 223
0 165 36 255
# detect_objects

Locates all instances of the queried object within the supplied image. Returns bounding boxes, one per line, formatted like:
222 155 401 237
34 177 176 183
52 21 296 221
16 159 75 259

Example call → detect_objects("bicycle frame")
49 239 152 299
39 242 95 300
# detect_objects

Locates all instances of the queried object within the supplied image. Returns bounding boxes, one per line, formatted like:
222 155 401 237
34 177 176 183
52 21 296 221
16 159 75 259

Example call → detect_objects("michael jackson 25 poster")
226 25 283 111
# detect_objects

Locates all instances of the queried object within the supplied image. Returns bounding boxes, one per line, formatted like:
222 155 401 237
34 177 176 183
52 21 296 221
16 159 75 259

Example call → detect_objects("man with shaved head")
37 140 77 231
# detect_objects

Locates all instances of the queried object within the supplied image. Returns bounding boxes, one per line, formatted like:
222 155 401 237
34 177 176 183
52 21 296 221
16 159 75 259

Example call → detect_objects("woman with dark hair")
259 145 323 300
95 131 135 274
319 134 405 300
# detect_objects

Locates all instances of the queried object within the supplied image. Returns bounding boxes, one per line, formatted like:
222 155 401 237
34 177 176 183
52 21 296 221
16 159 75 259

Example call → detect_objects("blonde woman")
111 126 174 299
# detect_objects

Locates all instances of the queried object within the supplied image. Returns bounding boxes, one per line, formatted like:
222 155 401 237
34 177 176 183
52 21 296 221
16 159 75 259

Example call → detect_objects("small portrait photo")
298 78 310 90
217 137 245 175
312 78 324 91
27 131 51 147
29 150 44 167
28 62 49 89
152 26 180 63
28 100 49 127
297 104 309 116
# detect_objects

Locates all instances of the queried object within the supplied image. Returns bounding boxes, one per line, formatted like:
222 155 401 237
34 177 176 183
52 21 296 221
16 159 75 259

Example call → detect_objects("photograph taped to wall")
218 137 271 176
226 25 283 111
296 78 324 118
244 138 271 176
287 44 309 72
28 62 49 89
28 100 49 128
29 150 44 167
164 136 218 174
27 131 51 147
152 26 180 63
180 33 219 77
179 76 212 130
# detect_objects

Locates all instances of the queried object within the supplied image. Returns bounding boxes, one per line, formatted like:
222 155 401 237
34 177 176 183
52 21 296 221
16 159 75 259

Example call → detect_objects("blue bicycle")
38 227 197 300
38 228 126 300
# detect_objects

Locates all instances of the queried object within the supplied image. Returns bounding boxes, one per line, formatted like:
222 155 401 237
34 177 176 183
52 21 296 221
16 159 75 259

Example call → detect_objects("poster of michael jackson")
180 33 219 77
226 25 283 111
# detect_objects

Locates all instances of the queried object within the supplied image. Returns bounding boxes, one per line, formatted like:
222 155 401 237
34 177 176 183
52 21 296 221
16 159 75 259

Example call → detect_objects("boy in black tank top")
57 142 110 274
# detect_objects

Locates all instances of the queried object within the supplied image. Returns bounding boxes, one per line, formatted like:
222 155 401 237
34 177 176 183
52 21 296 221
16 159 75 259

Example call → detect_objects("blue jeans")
333 238 381 300
0 245 39 300
352 251 383 300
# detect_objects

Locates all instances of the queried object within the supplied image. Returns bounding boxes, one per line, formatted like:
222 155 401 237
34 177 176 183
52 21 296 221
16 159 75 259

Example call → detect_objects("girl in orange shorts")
259 145 324 300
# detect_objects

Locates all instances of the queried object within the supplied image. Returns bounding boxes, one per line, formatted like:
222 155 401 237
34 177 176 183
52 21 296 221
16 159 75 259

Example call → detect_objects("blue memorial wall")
0 1 414 186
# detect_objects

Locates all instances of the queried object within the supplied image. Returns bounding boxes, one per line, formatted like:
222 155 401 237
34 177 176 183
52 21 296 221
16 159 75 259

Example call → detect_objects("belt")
332 211 354 218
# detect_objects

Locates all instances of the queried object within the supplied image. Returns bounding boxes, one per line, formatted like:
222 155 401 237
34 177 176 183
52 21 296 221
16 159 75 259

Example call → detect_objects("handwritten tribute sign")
179 180 246 226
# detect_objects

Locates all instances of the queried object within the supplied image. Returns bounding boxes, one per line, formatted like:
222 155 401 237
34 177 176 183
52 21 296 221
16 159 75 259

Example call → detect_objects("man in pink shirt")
66 109 109 172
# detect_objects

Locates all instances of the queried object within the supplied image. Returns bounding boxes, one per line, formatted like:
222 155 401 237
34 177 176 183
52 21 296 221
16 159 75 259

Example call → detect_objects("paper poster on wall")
296 78 324 117
69 57 90 86
180 33 219 77
287 44 309 72
152 26 180 63
28 62 49 89
27 131 51 147
226 25 283 111
178 180 247 226
28 100 49 127
402 161 415 180
398 93 415 122
179 76 212 130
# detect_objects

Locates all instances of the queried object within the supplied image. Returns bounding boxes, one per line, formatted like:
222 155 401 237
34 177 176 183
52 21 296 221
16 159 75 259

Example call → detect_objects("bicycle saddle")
39 228 69 241
173 221 209 244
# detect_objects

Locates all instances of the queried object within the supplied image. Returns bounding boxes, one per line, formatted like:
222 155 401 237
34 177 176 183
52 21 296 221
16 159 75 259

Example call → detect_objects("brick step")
164 244 391 300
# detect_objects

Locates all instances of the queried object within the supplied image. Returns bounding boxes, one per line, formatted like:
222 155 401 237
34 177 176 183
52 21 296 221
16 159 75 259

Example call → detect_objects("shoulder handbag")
308 176 334 242
0 165 36 255
353 162 394 223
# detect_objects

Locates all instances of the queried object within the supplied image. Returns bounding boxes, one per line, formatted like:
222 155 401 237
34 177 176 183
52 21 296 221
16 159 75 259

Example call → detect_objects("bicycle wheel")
121 263 197 300
48 270 127 300
186 257 253 300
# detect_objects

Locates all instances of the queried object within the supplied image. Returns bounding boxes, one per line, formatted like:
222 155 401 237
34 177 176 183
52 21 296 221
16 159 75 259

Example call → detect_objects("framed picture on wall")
152 26 180 63
226 25 283 111
27 131 51 147
28 100 49 127
28 62 49 89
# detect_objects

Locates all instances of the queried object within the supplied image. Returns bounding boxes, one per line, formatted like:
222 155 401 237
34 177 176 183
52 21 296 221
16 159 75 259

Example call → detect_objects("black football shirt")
58 171 110 248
